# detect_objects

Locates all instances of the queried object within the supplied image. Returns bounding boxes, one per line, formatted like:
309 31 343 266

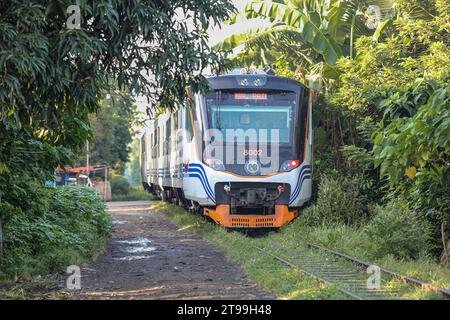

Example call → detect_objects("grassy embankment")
152 202 450 300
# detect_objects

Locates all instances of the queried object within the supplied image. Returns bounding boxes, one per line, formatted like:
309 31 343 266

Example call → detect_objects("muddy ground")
74 201 274 300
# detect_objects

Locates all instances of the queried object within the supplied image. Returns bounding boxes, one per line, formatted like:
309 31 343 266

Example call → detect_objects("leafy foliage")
301 173 372 226
364 201 431 259
111 186 155 202
0 0 235 262
77 93 139 172
0 186 110 279
0 0 235 202
216 0 395 86
331 1 450 112
328 0 449 256
373 80 449 186
110 175 131 195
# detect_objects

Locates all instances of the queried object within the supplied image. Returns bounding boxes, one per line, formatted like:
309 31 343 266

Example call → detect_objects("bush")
301 174 371 226
110 175 130 195
0 186 111 280
111 186 155 201
364 201 431 260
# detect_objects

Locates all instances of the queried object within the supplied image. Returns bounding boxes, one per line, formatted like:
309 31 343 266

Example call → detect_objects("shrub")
110 175 130 195
0 186 111 280
364 201 431 260
111 186 155 201
301 174 371 227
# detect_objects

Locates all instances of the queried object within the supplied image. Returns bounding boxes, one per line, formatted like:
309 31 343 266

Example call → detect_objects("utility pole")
104 166 108 201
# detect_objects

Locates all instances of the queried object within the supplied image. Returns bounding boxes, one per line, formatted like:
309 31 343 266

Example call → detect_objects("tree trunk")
441 240 450 267
350 14 356 59
441 223 449 266
0 219 3 261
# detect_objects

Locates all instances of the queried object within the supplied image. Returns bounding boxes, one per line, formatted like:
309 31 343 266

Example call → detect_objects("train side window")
141 136 146 153
153 127 157 159
184 102 194 142
157 126 160 158
166 119 171 139
295 88 309 160
191 97 198 122
165 118 171 155
174 112 179 130
150 133 153 149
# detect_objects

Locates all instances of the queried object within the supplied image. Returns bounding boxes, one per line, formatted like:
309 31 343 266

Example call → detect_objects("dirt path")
77 201 273 300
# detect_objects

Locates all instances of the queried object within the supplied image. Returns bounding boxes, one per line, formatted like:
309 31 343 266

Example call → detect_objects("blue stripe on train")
290 165 311 198
151 163 310 205
188 164 215 197
289 165 312 205
187 163 215 202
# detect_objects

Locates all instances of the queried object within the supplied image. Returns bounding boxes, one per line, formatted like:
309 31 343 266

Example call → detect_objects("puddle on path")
123 246 157 254
116 255 156 261
116 237 153 245
114 236 156 261
112 220 128 225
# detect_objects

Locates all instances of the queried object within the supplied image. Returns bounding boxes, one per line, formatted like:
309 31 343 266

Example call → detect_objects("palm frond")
243 0 342 65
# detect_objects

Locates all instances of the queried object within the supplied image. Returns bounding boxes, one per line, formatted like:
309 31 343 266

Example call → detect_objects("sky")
207 0 269 46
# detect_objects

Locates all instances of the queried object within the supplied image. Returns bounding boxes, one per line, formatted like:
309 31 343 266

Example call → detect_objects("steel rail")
255 246 364 300
305 242 450 299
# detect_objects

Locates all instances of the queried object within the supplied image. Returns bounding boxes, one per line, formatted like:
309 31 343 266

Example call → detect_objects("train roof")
140 70 307 126
205 72 306 92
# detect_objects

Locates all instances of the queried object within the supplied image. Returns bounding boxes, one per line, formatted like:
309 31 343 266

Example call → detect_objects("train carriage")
141 70 313 228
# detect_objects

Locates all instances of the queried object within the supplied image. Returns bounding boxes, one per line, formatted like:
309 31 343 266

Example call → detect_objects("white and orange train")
140 70 313 228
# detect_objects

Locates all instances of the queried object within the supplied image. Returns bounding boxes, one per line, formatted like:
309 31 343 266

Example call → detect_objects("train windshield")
205 90 296 144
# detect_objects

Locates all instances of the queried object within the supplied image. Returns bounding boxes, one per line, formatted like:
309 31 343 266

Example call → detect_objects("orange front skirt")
203 204 298 228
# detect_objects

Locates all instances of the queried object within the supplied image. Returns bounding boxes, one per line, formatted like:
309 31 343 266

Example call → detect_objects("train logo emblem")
244 160 260 175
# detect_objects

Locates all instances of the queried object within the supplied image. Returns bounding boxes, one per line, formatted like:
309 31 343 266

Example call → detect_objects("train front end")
196 72 312 228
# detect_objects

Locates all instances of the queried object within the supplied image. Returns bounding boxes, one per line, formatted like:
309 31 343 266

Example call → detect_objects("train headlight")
236 75 267 87
204 158 225 171
253 78 262 86
280 160 301 172
239 78 249 86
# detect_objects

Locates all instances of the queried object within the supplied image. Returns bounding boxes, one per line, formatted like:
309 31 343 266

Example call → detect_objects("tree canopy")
0 0 235 197
214 0 395 87
74 93 138 173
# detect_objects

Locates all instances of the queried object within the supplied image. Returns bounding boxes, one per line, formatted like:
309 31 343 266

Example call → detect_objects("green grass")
0 273 80 300
291 223 450 293
111 186 156 201
152 202 348 300
0 222 109 300
151 202 450 300
0 236 108 300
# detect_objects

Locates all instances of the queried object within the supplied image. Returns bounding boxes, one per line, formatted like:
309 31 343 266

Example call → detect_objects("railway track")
255 242 450 300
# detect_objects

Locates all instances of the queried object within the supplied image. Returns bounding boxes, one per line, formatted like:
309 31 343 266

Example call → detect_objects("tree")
77 93 138 173
0 0 235 258
0 0 235 180
331 0 450 255
214 0 394 87
0 219 3 260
